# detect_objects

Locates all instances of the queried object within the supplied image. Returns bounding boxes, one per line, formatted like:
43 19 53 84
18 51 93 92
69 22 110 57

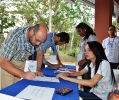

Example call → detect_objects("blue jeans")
79 90 102 100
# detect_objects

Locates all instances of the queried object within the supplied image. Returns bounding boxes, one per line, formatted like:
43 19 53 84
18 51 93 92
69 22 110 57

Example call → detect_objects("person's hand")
60 64 66 68
56 73 68 80
22 72 36 80
51 64 60 69
78 59 86 66
36 70 43 76
117 65 119 69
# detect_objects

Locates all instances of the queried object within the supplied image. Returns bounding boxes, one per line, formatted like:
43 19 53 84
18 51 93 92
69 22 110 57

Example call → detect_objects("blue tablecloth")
0 65 79 100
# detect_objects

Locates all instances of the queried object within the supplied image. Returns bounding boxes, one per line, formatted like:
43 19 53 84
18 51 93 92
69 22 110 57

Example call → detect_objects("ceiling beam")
114 0 119 7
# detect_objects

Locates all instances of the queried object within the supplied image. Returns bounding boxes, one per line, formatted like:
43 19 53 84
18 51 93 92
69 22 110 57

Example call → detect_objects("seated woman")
56 41 115 100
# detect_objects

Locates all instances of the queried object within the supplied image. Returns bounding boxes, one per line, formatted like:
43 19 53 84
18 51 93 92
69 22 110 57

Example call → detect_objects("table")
0 65 79 100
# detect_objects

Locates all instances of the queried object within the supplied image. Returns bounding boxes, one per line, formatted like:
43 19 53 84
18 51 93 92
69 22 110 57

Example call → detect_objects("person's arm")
117 65 119 69
56 72 102 87
36 50 43 76
68 67 88 76
0 56 35 79
56 55 65 67
44 43 61 69
78 59 87 66
44 61 60 69
66 74 102 87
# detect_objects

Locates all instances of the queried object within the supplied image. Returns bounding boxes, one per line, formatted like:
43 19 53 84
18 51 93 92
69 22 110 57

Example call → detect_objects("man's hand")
36 70 43 76
22 72 36 80
78 59 86 66
59 63 65 68
51 64 60 69
117 65 119 69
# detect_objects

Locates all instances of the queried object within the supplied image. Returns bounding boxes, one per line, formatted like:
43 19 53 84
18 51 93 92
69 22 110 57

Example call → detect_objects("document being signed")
33 76 60 83
16 85 55 100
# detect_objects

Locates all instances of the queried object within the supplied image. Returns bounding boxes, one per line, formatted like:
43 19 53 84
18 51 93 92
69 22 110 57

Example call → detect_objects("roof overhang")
64 0 119 17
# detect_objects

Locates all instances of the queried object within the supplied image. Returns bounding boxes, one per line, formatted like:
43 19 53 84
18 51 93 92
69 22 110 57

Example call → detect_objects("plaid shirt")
41 32 58 63
0 26 41 61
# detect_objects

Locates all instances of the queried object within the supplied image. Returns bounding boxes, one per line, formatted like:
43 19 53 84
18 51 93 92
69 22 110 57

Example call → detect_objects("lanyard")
107 38 116 48
32 46 37 60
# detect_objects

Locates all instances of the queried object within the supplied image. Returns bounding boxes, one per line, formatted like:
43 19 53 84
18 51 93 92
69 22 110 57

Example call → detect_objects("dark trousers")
80 62 91 92
109 62 118 69
79 90 102 100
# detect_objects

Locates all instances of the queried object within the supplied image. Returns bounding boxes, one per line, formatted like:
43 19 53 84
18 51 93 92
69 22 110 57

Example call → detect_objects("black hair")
108 25 116 30
76 22 96 40
56 32 70 43
87 41 115 85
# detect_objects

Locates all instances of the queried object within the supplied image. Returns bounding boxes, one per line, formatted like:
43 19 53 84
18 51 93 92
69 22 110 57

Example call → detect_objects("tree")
0 0 94 52
0 2 15 34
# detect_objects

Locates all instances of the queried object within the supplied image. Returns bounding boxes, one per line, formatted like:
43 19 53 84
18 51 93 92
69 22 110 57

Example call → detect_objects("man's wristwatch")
114 90 119 95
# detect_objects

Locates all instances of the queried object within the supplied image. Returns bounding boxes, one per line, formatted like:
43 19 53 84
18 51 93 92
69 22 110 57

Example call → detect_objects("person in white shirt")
76 22 98 67
102 25 119 69
56 41 115 100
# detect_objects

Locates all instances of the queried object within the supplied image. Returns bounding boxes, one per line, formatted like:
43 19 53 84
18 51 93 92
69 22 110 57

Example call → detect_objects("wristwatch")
114 90 119 95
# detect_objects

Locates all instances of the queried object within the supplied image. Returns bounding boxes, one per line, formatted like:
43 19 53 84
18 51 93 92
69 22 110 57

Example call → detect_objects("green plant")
67 47 79 57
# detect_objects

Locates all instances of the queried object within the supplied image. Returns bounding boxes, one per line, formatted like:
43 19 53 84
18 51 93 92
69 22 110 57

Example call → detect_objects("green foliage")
67 47 79 57
112 20 119 28
0 0 94 51
0 3 15 34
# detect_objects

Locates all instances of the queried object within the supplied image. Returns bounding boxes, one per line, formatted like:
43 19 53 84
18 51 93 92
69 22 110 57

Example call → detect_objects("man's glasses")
34 33 42 44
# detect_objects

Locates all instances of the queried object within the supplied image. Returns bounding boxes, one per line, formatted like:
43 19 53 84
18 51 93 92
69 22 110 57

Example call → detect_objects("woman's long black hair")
76 22 96 40
87 41 115 85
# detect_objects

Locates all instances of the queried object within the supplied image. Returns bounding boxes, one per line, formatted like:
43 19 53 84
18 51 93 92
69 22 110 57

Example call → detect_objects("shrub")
67 48 79 57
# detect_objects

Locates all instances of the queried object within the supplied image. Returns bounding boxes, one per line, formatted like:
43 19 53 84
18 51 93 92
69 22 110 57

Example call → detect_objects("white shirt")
79 35 98 59
102 37 119 63
85 60 113 100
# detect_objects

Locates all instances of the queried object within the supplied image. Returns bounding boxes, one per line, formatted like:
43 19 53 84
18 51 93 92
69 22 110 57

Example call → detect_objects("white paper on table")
77 53 82 62
50 55 57 64
56 70 68 73
0 93 23 100
33 76 60 83
59 67 68 71
24 60 37 72
113 69 119 83
16 85 55 100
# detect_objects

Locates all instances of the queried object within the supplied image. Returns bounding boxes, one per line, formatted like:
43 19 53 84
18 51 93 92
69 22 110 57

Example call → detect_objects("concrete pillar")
95 0 113 43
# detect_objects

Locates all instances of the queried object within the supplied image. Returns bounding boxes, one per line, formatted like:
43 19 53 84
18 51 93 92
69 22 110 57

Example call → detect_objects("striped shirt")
41 32 58 63
0 26 41 61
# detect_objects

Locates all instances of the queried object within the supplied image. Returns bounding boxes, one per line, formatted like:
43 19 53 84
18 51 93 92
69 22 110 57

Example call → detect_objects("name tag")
24 60 37 72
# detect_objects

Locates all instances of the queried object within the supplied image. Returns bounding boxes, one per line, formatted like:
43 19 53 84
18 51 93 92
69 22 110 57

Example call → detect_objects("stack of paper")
54 67 76 73
33 76 60 83
16 85 55 100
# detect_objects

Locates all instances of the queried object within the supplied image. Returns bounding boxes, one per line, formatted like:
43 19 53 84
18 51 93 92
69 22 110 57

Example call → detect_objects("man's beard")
55 41 58 45
111 33 116 37
28 35 36 46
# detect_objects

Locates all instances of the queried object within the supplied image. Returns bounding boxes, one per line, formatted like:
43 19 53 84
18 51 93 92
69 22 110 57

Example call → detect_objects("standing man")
29 32 70 69
102 25 119 69
0 24 47 88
